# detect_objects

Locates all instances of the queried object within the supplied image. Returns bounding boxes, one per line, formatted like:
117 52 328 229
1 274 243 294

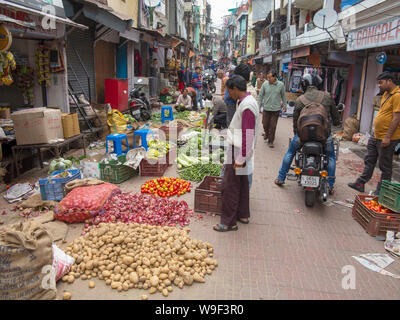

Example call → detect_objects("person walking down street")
174 88 192 112
258 70 287 148
274 74 340 194
213 75 260 232
251 71 257 88
192 66 204 109
348 72 400 195
256 73 266 95
224 66 237 126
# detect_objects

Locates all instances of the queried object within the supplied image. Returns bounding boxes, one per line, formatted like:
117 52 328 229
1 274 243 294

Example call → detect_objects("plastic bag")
54 183 120 223
52 244 74 282
107 109 128 134
358 132 370 146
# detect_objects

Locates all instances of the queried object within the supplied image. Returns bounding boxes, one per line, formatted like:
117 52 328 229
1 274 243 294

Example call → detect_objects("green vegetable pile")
178 163 222 183
48 158 73 174
151 111 191 123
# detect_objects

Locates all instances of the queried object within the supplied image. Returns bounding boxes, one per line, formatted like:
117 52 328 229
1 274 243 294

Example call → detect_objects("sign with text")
347 17 400 51
281 25 295 51
7 0 66 18
292 46 310 58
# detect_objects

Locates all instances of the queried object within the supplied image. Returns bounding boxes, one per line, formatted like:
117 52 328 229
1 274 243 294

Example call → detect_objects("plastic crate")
99 155 138 184
139 151 169 176
159 124 183 141
39 169 81 201
194 176 223 215
378 180 400 213
352 194 400 237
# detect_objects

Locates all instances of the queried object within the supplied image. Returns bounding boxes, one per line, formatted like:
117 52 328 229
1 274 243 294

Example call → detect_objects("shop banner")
292 46 310 58
0 7 62 38
282 52 292 64
7 0 66 18
347 17 400 51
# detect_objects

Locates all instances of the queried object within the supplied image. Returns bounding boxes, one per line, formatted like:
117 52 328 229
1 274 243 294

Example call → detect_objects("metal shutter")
66 15 96 102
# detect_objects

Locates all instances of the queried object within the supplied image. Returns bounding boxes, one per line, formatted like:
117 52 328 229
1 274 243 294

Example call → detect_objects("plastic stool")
133 129 153 151
161 106 174 124
106 134 129 156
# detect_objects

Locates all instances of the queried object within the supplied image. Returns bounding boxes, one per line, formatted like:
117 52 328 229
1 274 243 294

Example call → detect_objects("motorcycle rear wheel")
305 190 316 207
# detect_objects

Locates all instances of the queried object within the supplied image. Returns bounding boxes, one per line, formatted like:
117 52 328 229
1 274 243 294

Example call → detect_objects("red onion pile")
85 193 202 234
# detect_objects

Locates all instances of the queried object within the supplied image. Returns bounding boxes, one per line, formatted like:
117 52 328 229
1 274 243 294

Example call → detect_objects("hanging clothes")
134 49 142 77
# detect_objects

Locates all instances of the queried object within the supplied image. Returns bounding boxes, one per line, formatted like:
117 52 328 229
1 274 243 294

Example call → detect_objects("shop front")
347 16 400 134
0 0 86 181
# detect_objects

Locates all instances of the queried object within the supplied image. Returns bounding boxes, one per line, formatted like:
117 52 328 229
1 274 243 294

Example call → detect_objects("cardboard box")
62 113 74 138
0 108 11 119
11 108 64 145
71 113 80 136
61 113 80 138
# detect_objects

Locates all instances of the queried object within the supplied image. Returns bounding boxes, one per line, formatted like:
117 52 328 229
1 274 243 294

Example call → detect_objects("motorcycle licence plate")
131 109 140 116
301 176 320 187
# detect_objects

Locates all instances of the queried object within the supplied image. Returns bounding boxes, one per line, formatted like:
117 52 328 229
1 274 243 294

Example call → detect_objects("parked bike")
288 103 344 207
202 70 216 94
128 79 151 122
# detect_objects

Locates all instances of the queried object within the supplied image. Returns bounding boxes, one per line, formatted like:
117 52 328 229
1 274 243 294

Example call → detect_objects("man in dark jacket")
275 74 340 194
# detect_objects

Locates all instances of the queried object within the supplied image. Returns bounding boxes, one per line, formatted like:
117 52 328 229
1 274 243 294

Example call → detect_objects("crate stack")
352 180 400 237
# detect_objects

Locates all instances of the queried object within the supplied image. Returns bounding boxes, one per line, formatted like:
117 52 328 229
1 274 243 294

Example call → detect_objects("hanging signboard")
263 55 272 64
0 7 62 38
6 0 66 18
292 46 310 58
347 17 400 51
282 52 292 63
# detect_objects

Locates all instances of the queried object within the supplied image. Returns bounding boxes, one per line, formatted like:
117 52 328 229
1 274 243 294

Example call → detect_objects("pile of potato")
62 222 218 297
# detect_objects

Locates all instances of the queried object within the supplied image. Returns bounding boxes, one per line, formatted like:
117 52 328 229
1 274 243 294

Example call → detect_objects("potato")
193 273 205 283
150 276 159 287
162 289 169 297
89 281 96 288
129 272 139 284
141 295 148 300
63 292 72 300
149 287 157 294
67 275 75 284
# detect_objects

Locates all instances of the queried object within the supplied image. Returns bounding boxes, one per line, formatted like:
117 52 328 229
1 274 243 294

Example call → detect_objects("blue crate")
39 169 81 201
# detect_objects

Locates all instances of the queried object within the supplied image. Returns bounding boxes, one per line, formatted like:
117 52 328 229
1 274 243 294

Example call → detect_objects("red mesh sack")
54 183 120 223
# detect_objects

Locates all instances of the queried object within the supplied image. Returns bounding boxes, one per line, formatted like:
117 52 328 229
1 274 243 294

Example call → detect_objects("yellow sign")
0 25 12 52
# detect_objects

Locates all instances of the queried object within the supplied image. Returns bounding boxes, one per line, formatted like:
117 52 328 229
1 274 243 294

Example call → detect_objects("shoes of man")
268 142 274 148
348 182 365 192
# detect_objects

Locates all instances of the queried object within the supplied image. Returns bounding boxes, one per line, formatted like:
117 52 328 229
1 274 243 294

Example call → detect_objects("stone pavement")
1 114 400 300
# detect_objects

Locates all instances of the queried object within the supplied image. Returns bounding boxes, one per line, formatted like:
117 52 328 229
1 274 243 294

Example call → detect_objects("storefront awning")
120 28 140 43
82 2 132 33
0 0 87 30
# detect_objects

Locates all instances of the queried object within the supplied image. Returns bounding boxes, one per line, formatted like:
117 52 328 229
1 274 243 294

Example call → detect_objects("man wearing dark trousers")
348 72 400 195
258 70 287 148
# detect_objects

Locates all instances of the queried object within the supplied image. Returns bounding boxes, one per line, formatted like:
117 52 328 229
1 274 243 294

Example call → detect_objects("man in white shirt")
174 88 193 111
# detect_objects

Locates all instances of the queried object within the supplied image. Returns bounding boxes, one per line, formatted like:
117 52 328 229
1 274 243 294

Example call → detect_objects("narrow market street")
2 112 399 300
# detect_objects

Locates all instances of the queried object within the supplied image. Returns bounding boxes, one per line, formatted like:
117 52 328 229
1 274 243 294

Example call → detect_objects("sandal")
237 218 249 224
213 223 238 232
275 178 285 186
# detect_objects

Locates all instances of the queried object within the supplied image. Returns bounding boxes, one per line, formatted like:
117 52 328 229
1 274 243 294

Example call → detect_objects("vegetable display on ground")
141 177 191 197
62 223 218 298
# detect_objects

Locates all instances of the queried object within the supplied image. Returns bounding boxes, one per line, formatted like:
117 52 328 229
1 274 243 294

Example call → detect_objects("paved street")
3 114 398 300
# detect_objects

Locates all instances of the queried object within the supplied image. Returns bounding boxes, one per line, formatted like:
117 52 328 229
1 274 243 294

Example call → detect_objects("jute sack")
0 221 56 300
342 114 360 141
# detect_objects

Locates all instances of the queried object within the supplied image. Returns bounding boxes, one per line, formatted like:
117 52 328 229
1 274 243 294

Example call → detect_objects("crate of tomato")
352 194 400 237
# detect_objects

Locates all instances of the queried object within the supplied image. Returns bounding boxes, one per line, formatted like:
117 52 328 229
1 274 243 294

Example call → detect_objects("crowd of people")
172 61 400 232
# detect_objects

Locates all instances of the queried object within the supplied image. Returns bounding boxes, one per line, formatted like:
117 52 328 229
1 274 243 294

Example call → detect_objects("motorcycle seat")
302 142 323 156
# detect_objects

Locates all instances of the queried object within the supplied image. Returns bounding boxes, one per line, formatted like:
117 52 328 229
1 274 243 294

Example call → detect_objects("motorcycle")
128 79 151 122
202 70 216 94
288 103 345 207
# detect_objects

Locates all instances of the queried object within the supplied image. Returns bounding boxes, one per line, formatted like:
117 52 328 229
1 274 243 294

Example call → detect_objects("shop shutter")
65 16 96 102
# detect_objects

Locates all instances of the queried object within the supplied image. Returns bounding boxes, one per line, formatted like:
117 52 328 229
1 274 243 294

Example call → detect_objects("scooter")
288 103 345 207
202 70 216 94
128 79 151 122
